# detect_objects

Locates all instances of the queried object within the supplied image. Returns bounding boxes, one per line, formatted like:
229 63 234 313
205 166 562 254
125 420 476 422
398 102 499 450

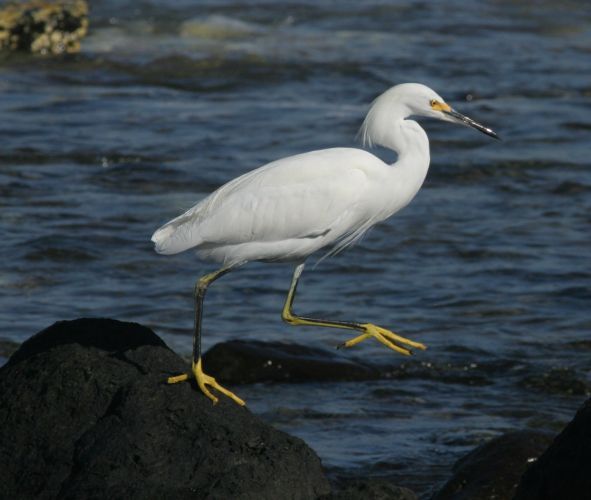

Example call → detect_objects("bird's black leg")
192 265 235 363
168 262 247 406
282 263 426 355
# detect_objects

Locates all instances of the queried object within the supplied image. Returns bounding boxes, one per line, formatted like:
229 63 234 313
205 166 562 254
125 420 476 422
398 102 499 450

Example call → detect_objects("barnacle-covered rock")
0 0 88 54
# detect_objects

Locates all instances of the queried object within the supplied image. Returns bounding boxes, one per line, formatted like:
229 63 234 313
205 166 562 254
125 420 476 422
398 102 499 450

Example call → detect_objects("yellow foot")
167 358 246 406
339 323 427 356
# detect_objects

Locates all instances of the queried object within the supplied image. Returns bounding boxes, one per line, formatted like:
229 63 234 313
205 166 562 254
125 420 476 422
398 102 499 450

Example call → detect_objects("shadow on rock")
0 318 330 499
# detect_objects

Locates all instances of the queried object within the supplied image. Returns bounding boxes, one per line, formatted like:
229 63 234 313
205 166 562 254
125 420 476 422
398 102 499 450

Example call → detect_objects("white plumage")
153 83 498 406
152 83 493 265
152 148 411 264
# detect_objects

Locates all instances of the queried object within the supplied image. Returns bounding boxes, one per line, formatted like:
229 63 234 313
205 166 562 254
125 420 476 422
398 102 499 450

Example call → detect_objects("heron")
152 83 498 406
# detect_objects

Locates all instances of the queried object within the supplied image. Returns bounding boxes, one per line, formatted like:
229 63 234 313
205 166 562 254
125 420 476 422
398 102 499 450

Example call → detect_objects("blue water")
1 1 590 496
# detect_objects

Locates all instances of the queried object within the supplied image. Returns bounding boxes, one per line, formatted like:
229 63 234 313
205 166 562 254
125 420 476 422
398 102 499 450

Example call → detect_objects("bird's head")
359 83 499 147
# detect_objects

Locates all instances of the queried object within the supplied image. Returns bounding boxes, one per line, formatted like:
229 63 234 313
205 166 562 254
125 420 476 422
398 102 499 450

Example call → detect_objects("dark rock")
0 318 331 500
0 0 88 54
325 479 417 500
514 398 591 500
203 339 380 384
433 430 554 500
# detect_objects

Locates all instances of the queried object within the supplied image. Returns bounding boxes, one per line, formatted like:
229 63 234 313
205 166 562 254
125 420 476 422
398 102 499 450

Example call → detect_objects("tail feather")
151 216 202 255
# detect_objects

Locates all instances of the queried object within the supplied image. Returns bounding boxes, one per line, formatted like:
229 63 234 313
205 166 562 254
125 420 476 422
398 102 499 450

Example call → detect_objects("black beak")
443 109 500 140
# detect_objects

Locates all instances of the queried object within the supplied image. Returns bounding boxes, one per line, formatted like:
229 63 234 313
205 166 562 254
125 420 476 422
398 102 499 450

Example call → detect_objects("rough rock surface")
0 318 331 500
433 430 554 500
514 398 591 500
203 339 380 384
0 0 88 54
325 479 417 500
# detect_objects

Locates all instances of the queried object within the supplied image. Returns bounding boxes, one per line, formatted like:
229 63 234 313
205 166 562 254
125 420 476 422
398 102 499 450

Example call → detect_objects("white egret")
152 83 498 406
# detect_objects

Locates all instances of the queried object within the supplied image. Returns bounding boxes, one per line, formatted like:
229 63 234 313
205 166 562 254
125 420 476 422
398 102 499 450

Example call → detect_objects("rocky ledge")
0 318 330 499
2 318 591 499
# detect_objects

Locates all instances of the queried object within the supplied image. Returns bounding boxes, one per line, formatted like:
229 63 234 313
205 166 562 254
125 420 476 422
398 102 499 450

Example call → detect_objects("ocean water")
1 1 590 496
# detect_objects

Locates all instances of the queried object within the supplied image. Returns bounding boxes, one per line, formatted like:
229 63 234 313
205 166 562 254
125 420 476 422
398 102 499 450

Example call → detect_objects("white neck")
384 118 430 165
378 119 431 216
360 101 431 178
359 97 432 216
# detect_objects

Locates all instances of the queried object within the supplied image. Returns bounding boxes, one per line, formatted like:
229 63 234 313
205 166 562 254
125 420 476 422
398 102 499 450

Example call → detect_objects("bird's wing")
152 148 383 255
198 166 371 245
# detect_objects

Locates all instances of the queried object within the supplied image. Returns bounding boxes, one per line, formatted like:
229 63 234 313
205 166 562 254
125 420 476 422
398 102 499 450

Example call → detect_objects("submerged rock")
0 0 88 54
520 367 591 396
203 339 380 384
0 318 330 499
433 430 554 500
514 398 591 500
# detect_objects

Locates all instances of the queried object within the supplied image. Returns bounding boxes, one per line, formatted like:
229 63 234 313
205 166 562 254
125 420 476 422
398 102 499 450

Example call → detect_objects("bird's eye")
430 99 438 107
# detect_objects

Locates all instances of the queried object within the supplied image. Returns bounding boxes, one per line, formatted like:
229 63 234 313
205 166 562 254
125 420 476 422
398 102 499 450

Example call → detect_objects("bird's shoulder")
265 146 386 172
235 147 386 189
